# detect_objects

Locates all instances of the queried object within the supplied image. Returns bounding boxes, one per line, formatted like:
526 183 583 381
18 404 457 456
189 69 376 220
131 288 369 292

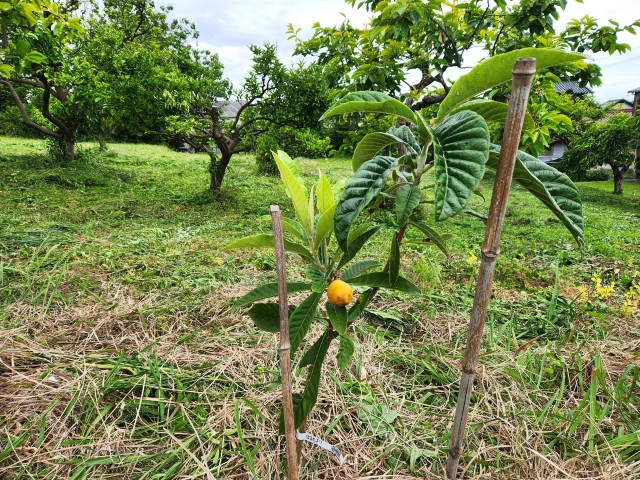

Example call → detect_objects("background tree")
76 0 230 150
166 43 331 192
561 114 639 194
1 0 84 159
0 0 228 158
549 92 607 178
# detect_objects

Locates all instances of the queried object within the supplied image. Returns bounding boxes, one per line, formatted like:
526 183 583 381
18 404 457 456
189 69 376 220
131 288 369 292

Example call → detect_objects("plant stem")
445 58 537 480
270 204 299 480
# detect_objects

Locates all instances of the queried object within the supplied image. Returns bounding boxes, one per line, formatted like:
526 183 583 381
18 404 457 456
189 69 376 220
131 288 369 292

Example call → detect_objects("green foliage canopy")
0 0 230 159
289 0 639 155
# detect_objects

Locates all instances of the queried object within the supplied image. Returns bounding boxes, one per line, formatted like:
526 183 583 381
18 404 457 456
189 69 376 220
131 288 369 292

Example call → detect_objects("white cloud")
161 0 639 101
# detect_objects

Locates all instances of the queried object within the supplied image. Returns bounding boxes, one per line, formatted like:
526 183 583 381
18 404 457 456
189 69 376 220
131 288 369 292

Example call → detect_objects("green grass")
0 136 639 479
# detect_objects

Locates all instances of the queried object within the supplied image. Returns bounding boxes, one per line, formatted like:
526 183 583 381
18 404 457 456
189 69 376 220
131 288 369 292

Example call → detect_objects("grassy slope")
1 137 639 479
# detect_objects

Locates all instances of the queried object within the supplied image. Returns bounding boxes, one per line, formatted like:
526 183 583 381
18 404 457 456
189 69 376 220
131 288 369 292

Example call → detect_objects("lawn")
1 136 639 479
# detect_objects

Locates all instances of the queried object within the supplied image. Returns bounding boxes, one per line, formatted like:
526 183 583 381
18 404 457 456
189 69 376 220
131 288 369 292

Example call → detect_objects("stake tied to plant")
445 57 537 479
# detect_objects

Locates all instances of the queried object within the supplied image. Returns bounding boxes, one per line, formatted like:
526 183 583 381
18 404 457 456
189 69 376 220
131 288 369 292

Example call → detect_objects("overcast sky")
161 0 639 103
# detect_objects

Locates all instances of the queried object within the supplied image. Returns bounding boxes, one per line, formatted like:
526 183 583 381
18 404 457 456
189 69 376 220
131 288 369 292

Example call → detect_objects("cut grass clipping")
0 137 639 478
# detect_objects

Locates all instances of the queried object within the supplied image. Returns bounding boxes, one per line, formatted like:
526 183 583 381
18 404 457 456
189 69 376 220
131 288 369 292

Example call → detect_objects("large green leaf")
224 234 313 262
448 100 535 129
351 132 404 172
348 272 420 294
316 173 335 214
487 146 584 250
433 111 489 221
337 335 355 370
334 156 398 252
437 48 586 122
321 91 416 124
247 303 281 332
396 185 422 227
281 218 307 243
342 260 382 281
409 221 449 256
326 303 348 335
293 338 328 429
346 227 377 252
314 203 337 250
280 331 329 433
0 64 14 78
343 225 381 265
273 151 311 237
15 39 31 56
259 215 307 243
234 282 311 308
299 330 330 367
307 264 327 293
387 126 421 155
414 111 434 146
348 288 373 322
24 50 47 64
289 292 322 355
352 126 420 172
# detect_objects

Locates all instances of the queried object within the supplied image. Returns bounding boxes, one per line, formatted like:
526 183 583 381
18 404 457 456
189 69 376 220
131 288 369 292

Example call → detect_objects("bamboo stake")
270 204 300 480
445 58 537 479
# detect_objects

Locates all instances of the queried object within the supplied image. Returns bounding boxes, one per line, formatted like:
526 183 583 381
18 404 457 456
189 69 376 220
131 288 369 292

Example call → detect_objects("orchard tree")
77 0 230 150
166 43 331 192
0 0 84 159
289 0 639 151
562 114 639 194
0 0 228 159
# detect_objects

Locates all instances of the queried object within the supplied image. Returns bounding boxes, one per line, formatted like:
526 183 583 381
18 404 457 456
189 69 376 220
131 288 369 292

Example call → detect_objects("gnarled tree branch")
0 78 61 138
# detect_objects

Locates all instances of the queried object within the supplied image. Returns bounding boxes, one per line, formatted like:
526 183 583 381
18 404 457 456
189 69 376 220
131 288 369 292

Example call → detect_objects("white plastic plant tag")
296 431 345 465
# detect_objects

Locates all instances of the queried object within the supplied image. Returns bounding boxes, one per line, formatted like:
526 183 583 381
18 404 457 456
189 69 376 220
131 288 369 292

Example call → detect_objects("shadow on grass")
578 182 640 213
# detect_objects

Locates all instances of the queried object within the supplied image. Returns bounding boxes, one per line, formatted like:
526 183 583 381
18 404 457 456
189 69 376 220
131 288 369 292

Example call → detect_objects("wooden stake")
270 204 300 480
445 58 537 479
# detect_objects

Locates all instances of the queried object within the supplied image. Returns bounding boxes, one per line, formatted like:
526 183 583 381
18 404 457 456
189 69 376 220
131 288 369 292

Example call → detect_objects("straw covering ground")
1 138 639 479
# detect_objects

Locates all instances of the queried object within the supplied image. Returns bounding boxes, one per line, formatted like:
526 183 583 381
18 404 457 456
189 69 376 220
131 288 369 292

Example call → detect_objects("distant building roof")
603 99 634 119
215 100 242 118
554 81 593 95
604 99 634 108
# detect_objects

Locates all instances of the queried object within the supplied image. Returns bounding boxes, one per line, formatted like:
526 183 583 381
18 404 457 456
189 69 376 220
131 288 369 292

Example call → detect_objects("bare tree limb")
0 78 61 138
462 2 492 52
6 77 45 88
411 92 448 111
40 80 72 135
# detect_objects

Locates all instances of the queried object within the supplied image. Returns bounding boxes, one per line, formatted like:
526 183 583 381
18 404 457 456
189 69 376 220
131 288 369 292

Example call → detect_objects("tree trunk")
612 167 624 195
209 152 232 192
62 132 76 161
98 136 106 152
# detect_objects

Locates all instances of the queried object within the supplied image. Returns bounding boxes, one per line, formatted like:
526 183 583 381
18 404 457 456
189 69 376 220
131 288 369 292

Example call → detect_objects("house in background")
538 141 568 165
603 99 634 118
630 86 640 115
215 100 242 120
538 81 594 165
554 80 593 98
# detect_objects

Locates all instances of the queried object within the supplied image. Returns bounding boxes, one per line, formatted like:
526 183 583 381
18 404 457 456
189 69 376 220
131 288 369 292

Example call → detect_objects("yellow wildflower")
466 251 478 265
